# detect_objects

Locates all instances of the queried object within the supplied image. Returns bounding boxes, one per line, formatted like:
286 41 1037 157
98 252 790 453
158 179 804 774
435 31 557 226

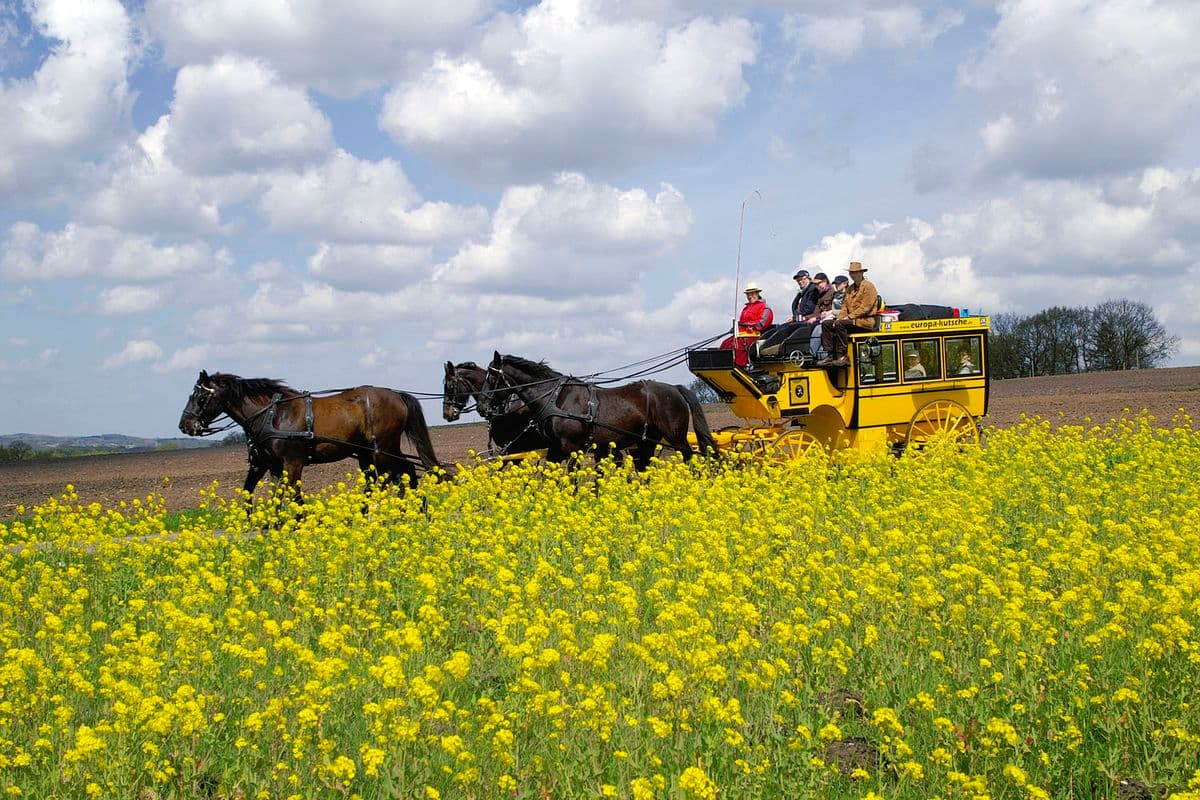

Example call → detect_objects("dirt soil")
2 367 1197 515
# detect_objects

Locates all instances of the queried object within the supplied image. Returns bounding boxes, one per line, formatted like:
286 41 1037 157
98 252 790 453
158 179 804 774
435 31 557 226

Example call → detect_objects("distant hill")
0 432 220 455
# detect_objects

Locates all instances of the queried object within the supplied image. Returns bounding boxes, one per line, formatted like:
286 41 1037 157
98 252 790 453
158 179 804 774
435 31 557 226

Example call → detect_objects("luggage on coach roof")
892 304 959 321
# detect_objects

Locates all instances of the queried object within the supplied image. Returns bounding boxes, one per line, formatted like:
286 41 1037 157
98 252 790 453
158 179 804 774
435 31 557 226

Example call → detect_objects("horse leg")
357 453 379 493
279 459 305 506
243 462 267 495
240 462 268 518
633 441 656 471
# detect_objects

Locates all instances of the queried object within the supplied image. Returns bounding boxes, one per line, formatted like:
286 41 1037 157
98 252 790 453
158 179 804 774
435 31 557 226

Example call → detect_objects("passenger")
827 275 849 317
818 262 879 367
904 351 927 379
806 273 835 357
957 350 977 375
811 278 849 359
805 273 834 325
790 269 820 322
720 283 774 368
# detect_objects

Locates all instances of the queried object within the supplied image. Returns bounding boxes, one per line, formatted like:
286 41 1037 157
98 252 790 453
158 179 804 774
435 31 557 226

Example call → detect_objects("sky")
2 0 1198 438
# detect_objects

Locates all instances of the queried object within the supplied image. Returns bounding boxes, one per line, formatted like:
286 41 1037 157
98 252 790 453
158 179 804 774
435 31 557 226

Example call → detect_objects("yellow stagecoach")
688 315 990 459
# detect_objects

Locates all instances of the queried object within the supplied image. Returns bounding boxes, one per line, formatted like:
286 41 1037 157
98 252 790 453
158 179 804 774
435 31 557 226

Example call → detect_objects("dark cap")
793 269 810 279
814 272 828 282
833 275 849 285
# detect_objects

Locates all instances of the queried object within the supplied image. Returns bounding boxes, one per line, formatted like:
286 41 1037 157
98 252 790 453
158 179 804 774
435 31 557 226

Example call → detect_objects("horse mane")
501 355 564 382
210 373 298 402
454 361 480 371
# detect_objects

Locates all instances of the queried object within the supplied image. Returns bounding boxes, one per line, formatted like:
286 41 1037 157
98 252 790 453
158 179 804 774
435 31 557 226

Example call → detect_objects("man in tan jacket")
818 262 878 366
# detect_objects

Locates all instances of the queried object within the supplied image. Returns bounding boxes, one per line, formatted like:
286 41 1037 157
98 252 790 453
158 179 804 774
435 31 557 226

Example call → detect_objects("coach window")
857 340 897 385
902 339 941 382
947 336 983 376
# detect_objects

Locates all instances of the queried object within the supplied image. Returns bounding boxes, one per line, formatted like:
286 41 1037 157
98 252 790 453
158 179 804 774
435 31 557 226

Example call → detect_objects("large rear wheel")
904 400 979 451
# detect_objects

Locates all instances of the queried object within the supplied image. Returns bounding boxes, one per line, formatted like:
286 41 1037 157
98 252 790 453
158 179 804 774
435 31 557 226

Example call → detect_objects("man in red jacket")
721 283 774 367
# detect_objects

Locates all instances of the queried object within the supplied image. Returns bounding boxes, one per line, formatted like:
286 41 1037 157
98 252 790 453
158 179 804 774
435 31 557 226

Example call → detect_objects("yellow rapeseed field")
1 413 1199 799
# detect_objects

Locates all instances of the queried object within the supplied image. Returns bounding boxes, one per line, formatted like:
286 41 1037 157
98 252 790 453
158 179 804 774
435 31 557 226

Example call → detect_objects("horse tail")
675 384 718 457
400 392 444 473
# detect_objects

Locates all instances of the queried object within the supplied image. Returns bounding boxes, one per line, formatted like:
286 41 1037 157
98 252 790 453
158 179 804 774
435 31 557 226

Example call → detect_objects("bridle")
482 362 568 419
182 379 246 436
444 370 478 419
479 364 516 417
183 380 224 432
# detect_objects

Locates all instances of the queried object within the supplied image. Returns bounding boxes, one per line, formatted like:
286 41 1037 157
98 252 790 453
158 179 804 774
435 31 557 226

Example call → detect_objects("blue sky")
2 0 1198 437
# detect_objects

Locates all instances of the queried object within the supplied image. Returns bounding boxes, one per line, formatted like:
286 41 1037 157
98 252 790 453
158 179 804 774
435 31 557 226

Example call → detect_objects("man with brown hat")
818 261 879 366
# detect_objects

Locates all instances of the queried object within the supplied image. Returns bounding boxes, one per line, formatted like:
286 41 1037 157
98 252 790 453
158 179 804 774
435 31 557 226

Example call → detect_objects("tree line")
988 299 1179 378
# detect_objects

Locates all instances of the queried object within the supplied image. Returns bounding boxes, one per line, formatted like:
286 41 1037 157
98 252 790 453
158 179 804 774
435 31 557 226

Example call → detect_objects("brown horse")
178 370 441 496
443 361 549 456
477 352 717 469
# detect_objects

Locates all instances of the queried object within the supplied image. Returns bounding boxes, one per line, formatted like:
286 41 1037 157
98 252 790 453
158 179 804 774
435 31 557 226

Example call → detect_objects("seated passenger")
812 275 849 359
757 272 831 359
720 284 774 367
819 263 878 367
806 273 834 325
790 269 820 322
904 351 927 379
957 351 977 374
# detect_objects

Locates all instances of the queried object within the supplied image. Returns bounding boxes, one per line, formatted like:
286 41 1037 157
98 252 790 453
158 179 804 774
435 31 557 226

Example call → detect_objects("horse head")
443 361 482 422
178 370 230 436
476 351 512 418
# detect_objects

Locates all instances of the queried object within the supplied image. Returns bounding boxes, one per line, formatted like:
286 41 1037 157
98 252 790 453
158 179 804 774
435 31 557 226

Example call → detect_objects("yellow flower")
678 766 717 800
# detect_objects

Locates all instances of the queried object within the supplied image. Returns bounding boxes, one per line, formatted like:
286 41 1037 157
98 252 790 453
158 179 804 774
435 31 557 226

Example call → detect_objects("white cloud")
0 347 59 380
380 0 756 180
80 116 256 236
101 339 163 370
307 242 434 291
0 0 134 196
163 55 333 175
961 0 1200 179
154 344 210 373
781 3 963 66
97 285 164 315
625 278 735 338
433 172 693 297
144 0 493 96
0 222 232 282
259 150 489 244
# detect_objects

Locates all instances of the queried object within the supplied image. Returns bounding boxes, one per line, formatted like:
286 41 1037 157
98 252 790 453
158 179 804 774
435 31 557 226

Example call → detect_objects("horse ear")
492 350 502 364
199 369 208 380
444 361 454 376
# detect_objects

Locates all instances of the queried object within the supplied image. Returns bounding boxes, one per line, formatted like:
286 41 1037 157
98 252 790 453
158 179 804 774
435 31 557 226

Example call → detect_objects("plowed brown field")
2 367 1196 515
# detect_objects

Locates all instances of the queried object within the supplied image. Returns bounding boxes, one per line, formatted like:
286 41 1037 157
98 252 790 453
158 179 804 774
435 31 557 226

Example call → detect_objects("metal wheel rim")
769 430 825 462
905 400 979 449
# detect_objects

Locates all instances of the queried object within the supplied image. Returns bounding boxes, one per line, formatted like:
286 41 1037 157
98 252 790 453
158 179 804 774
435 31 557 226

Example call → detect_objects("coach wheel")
905 400 979 451
769 430 825 463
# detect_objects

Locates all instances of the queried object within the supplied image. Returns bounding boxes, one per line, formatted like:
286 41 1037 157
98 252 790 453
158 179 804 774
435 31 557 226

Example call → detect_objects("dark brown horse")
477 352 717 469
178 370 441 496
443 361 549 456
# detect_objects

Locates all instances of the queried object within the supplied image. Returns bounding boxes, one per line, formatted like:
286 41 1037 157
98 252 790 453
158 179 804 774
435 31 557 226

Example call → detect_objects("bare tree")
1086 300 1180 370
987 312 1026 378
1020 306 1090 375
